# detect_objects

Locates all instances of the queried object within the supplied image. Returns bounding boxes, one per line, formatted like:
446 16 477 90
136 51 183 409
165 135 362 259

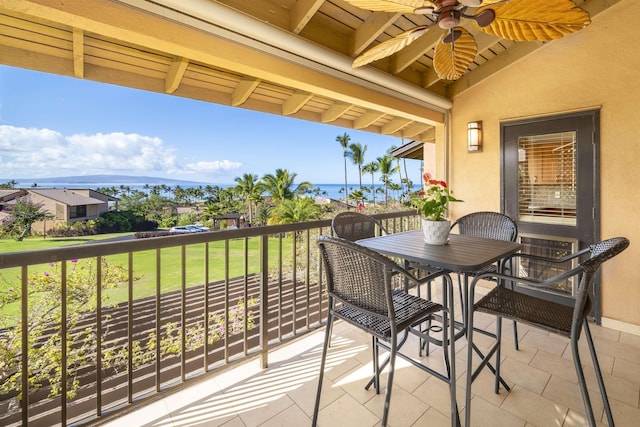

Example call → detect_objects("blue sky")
0 65 423 186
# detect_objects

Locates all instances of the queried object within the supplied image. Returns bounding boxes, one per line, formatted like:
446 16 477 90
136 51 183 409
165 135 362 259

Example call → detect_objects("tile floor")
101 297 640 427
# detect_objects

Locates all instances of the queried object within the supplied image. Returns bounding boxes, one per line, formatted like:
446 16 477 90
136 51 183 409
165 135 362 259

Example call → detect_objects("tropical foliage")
0 199 53 240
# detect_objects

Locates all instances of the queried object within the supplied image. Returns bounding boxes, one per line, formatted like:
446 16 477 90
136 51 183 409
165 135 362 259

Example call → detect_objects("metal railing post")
260 234 269 368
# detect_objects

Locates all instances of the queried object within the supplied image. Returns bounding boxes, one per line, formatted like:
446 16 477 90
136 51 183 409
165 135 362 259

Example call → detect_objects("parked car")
170 225 210 233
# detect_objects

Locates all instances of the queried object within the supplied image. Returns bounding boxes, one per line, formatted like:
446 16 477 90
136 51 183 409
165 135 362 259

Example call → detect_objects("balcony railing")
0 210 419 426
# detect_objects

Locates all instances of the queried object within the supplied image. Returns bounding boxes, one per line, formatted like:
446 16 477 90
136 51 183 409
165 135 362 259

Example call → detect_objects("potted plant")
412 173 463 244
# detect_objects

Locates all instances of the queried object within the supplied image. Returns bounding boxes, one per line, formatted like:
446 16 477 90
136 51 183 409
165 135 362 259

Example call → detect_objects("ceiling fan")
345 0 591 80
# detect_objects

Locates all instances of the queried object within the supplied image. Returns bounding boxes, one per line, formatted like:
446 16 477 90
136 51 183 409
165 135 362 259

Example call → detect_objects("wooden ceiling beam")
351 12 400 57
421 126 436 141
321 101 353 123
402 123 431 138
165 56 188 93
382 117 412 134
231 77 260 106
282 90 313 116
290 0 324 34
72 28 84 78
354 111 385 129
422 67 442 89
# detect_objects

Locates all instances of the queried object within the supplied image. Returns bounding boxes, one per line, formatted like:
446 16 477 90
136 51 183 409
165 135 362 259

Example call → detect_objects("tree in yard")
95 186 119 197
362 161 379 205
3 199 54 240
348 188 366 207
347 142 367 192
267 197 321 225
0 258 128 399
172 185 187 205
233 173 264 224
261 169 312 203
377 155 399 206
336 133 351 203
0 180 18 189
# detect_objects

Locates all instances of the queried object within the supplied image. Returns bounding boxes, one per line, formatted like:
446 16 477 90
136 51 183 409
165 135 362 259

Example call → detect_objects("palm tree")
377 154 399 206
0 179 19 189
7 199 54 240
119 185 131 196
234 173 263 223
336 133 351 203
388 182 401 201
347 142 367 191
348 188 366 207
362 161 379 205
268 197 321 225
261 169 312 202
172 185 186 205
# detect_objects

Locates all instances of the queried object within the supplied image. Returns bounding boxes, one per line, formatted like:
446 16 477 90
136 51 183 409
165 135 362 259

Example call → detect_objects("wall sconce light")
467 121 482 153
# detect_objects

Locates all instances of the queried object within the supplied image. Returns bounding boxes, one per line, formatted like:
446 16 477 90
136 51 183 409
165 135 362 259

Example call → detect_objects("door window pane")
518 132 577 226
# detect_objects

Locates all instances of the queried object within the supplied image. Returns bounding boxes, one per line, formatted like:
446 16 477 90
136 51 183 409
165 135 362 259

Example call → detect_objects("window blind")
517 132 577 226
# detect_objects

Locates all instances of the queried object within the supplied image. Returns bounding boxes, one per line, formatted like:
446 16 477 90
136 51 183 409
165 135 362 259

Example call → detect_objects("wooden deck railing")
0 210 420 426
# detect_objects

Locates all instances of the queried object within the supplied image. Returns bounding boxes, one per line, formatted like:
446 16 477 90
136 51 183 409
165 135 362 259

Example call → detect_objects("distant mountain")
5 175 207 186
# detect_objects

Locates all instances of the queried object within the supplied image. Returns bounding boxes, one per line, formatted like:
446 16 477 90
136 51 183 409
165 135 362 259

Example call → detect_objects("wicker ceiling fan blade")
340 0 435 13
461 0 504 5
353 26 430 68
477 0 591 41
433 28 477 80
472 8 496 27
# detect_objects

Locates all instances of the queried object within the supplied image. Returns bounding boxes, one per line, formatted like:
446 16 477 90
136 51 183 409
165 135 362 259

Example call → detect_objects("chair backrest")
451 211 518 242
572 237 630 332
331 211 388 242
318 235 396 318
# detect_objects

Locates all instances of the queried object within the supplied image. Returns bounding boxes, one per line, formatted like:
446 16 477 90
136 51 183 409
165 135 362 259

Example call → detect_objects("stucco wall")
447 0 640 326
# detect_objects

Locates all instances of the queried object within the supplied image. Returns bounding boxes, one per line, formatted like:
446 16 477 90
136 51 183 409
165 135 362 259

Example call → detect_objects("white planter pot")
421 219 451 245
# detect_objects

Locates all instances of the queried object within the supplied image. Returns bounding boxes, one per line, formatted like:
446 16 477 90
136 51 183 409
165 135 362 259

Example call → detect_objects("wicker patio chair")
450 211 520 349
331 211 388 241
313 235 457 427
464 237 630 427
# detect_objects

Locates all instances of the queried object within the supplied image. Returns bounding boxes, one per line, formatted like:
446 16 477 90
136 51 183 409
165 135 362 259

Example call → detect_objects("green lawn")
0 233 296 319
0 232 134 252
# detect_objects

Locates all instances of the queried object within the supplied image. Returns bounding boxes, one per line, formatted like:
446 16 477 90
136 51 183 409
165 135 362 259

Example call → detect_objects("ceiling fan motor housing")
438 9 461 29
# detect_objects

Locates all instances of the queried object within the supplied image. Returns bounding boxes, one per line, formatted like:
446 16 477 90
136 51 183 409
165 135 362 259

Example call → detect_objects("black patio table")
357 230 522 425
358 230 522 333
357 230 522 274
358 229 522 331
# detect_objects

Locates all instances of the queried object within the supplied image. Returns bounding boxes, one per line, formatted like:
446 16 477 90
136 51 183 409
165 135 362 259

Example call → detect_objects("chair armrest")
470 265 584 291
503 245 590 265
408 269 451 290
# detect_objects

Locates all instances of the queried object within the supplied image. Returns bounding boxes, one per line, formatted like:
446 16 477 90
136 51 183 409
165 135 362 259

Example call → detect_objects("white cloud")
0 125 241 179
183 160 242 174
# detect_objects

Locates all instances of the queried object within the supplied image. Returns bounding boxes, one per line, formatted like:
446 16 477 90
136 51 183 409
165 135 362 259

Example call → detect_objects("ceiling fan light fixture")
438 10 461 29
443 29 462 44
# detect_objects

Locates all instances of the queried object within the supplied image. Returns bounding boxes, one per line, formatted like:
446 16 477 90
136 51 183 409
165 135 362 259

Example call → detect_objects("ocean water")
11 181 392 201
